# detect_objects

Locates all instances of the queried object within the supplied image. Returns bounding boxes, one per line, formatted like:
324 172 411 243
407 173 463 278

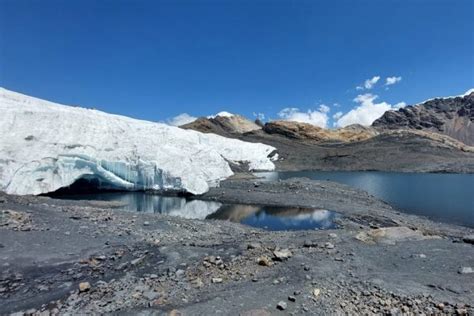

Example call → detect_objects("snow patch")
207 111 234 119
414 88 474 106
463 88 474 96
0 88 276 195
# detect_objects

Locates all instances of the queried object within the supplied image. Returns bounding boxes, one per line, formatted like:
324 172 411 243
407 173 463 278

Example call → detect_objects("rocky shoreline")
1 178 473 315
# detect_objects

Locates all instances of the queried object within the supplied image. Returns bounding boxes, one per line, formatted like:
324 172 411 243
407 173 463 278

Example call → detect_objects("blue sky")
1 0 473 127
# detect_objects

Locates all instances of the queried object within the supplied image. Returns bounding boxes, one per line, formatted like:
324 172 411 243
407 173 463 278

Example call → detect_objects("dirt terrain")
237 129 474 173
1 178 473 315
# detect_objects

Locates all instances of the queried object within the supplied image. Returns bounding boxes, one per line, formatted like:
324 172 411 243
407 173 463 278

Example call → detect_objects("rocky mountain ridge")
373 90 474 145
181 113 261 137
180 91 474 173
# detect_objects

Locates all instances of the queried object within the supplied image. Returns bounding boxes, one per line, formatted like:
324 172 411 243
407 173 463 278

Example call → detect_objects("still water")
61 192 340 231
256 171 474 228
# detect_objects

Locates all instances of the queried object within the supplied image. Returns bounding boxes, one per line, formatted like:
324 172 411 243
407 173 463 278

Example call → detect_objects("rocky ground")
237 130 474 173
0 178 473 315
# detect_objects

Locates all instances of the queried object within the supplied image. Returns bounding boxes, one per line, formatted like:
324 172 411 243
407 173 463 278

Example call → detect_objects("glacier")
0 87 277 195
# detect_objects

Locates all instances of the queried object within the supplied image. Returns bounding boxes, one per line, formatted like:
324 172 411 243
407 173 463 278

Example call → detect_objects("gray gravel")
0 178 473 315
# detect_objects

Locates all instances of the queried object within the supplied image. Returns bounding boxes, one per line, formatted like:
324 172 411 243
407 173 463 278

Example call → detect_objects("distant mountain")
179 90 474 173
181 113 261 136
262 121 378 143
373 90 474 146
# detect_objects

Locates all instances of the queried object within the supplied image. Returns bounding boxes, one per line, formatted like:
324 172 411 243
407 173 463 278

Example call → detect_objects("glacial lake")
256 171 474 228
59 192 340 231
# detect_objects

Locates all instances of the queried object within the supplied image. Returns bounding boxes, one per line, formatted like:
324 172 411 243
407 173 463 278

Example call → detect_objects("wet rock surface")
0 178 473 315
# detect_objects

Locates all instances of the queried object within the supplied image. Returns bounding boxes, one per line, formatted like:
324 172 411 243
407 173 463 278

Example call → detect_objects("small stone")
143 221 150 226
115 262 128 270
462 234 474 244
131 255 146 266
169 309 182 316
456 308 468 315
458 267 473 274
273 249 292 261
312 288 321 297
193 277 204 288
288 295 296 302
329 233 338 238
211 277 223 283
257 256 273 267
276 301 287 310
247 242 262 250
325 242 335 249
24 308 37 316
437 303 445 310
293 290 301 295
79 282 91 292
303 240 318 248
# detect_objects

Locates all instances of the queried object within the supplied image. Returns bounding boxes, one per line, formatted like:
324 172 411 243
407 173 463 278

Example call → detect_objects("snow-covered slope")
0 88 276 195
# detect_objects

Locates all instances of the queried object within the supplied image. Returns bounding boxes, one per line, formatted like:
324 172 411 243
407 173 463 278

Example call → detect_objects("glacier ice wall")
0 88 276 195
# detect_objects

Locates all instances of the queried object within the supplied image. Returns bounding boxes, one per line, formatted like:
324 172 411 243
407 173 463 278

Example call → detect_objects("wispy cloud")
357 76 380 90
385 76 402 86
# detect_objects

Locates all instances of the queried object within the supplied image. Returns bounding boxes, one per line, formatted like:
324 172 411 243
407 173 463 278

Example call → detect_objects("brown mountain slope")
263 121 378 143
181 114 260 136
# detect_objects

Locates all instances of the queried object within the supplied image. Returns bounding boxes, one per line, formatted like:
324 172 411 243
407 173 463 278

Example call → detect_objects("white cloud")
356 76 380 90
385 76 402 86
277 104 330 128
334 93 405 127
167 113 197 126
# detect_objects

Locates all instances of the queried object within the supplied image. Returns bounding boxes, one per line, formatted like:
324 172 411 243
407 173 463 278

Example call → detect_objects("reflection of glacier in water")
61 192 222 219
58 192 340 230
